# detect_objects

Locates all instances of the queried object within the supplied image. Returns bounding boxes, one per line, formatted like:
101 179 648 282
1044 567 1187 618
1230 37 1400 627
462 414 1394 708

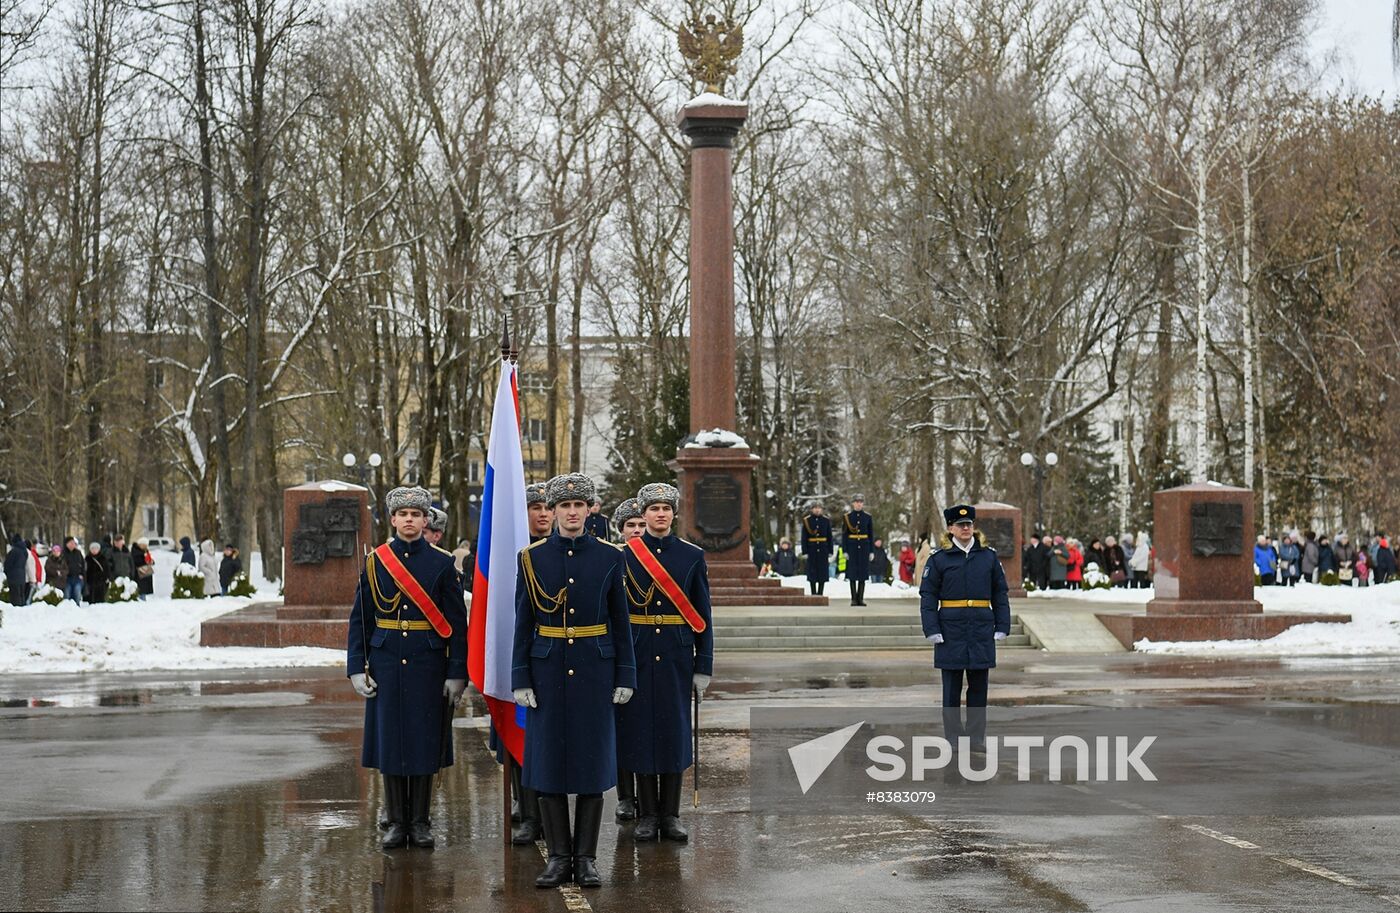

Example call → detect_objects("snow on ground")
0 551 343 674
1028 587 1154 604
777 575 918 599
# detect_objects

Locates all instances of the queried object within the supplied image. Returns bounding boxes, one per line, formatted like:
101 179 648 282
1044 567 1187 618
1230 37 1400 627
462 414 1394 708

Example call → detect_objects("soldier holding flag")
347 485 468 850
616 482 714 843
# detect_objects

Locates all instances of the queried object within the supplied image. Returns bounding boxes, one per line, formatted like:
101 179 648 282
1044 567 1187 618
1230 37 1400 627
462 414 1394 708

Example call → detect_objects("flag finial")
500 319 511 361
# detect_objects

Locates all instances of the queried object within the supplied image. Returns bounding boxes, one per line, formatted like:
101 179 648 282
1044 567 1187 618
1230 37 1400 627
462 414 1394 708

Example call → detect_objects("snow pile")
685 91 745 108
1028 586 1153 603
684 428 749 449
0 553 343 674
1136 582 1400 656
778 575 918 599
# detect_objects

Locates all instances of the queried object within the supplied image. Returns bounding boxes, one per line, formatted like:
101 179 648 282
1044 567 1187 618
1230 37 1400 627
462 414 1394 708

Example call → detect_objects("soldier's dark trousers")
408 774 435 848
848 580 866 605
941 669 989 749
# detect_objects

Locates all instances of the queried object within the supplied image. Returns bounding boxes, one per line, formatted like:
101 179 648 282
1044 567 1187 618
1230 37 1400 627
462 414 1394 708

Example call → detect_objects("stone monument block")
972 501 1026 599
282 480 371 608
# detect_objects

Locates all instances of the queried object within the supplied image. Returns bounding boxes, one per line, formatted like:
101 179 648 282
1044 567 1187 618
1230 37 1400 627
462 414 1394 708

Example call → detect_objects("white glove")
350 672 377 698
444 678 466 706
612 687 634 704
692 673 711 696
994 632 1007 641
513 687 537 708
927 634 944 644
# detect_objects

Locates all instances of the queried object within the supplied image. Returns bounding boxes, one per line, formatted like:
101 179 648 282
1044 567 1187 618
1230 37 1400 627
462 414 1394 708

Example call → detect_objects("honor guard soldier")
347 486 468 849
424 506 448 548
800 501 833 596
512 473 636 888
842 496 875 606
919 504 1011 751
610 496 646 822
584 499 611 540
503 481 555 846
617 482 713 843
527 483 554 543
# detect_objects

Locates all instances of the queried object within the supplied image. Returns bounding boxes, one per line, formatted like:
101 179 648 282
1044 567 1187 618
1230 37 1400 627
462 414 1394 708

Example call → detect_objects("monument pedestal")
973 501 1026 599
1098 483 1348 648
201 480 372 648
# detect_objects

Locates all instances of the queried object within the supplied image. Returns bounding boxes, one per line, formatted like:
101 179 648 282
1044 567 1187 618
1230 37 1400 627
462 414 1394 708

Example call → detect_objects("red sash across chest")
374 542 453 638
625 538 706 634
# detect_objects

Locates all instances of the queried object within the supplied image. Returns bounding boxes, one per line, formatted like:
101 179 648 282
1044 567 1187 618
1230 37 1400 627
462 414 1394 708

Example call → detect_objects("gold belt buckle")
399 619 409 631
565 625 576 637
653 614 664 625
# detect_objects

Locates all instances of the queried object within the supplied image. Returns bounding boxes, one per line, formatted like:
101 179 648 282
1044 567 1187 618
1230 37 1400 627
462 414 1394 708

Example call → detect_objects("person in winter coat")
1278 535 1301 586
62 537 85 603
45 545 68 596
198 539 220 595
898 542 916 584
1085 539 1107 574
1317 536 1336 577
920 505 1011 753
1103 536 1128 585
772 538 798 577
1355 549 1370 586
869 538 891 584
219 545 243 595
4 534 28 605
1120 535 1137 586
179 536 197 567
1334 535 1359 584
109 535 135 582
1048 536 1070 589
1374 537 1397 585
1129 531 1152 587
1066 539 1085 589
1254 535 1277 584
85 542 109 603
132 538 155 600
1300 531 1320 583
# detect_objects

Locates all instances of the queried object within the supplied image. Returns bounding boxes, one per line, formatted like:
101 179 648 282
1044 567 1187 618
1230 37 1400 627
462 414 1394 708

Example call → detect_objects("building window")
142 505 160 535
1112 420 1122 442
469 461 481 483
527 418 546 443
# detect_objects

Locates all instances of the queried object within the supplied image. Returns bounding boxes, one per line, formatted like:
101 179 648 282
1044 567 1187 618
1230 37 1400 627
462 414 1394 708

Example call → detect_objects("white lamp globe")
342 453 356 468
368 452 383 468
1045 452 1059 466
1020 452 1034 466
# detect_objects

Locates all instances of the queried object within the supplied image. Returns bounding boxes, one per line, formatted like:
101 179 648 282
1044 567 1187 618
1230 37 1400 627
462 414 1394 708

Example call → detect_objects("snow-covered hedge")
172 562 205 599
1082 562 1113 590
107 576 139 602
229 571 256 598
33 583 65 606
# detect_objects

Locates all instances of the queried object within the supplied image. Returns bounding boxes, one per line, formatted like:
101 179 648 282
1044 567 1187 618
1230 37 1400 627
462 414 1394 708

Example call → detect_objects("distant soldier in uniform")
610 496 646 822
584 499 611 540
617 482 713 842
347 486 468 849
919 504 1010 752
424 506 448 548
800 501 833 596
505 482 555 845
513 473 636 888
842 495 874 606
527 482 554 543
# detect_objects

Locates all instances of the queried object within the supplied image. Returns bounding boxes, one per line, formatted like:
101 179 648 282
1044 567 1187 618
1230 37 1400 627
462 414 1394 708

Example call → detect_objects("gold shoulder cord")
624 561 657 608
804 516 818 536
520 546 566 615
366 553 402 615
845 513 858 533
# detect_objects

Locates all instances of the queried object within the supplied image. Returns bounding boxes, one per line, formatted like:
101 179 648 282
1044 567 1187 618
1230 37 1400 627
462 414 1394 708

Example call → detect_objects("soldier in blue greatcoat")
347 485 468 850
918 504 1011 752
610 497 647 822
584 499 611 540
616 482 713 843
800 501 833 595
842 495 875 606
512 473 636 888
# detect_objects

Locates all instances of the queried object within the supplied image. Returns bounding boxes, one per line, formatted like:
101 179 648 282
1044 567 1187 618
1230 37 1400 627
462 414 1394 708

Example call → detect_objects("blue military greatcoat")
801 514 833 583
346 535 468 776
918 535 1011 670
616 531 713 774
842 510 874 581
584 513 611 541
512 531 636 795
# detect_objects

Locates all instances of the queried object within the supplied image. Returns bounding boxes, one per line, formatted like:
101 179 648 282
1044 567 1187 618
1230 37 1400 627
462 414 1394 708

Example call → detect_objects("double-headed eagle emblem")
677 11 744 95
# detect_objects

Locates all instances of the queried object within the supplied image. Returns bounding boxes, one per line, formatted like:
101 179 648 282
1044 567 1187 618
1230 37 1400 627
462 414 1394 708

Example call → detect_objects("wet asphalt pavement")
2 651 1400 912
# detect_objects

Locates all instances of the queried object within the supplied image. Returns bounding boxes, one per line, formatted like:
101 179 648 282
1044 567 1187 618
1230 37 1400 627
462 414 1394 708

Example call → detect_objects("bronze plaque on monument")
980 517 1015 555
1190 502 1244 557
291 497 362 564
694 475 743 536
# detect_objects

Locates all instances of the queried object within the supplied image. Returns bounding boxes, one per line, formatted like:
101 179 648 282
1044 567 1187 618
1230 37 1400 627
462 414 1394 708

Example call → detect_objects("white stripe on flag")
483 364 530 702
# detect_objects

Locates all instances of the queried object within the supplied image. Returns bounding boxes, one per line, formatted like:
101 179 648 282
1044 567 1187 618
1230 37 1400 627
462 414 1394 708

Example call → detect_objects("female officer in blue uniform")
918 504 1011 751
512 473 636 888
616 482 713 843
800 501 833 595
611 497 647 822
347 485 468 850
842 495 874 605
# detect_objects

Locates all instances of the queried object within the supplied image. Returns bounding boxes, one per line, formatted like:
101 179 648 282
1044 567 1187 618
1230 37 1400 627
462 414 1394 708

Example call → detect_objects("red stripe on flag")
467 565 488 691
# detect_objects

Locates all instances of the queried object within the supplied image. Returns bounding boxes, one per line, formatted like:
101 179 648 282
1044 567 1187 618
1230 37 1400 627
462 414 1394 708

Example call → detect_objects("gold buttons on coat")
402 632 407 638
568 638 575 644
655 655 661 661
568 669 575 676
655 628 661 634
568 577 575 584
568 550 574 556
569 608 575 614
401 659 407 665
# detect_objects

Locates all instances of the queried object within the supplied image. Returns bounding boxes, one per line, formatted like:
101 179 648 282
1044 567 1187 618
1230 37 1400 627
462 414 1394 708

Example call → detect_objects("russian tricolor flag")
467 358 530 764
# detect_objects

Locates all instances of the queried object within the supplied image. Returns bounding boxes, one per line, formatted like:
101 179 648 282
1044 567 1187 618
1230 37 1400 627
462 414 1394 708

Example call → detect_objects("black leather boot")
856 581 867 605
632 774 660 841
535 794 573 888
849 580 858 604
615 769 637 821
966 706 988 753
659 772 688 842
510 763 523 823
512 786 542 844
380 775 409 849
408 775 435 848
572 794 604 887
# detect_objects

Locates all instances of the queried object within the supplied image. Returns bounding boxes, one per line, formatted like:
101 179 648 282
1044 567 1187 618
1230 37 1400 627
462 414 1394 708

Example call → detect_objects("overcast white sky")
1311 0 1396 97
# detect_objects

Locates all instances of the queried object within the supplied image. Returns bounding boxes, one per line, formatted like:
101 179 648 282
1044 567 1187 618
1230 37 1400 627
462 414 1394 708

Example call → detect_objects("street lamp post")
1019 450 1059 534
342 451 383 522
